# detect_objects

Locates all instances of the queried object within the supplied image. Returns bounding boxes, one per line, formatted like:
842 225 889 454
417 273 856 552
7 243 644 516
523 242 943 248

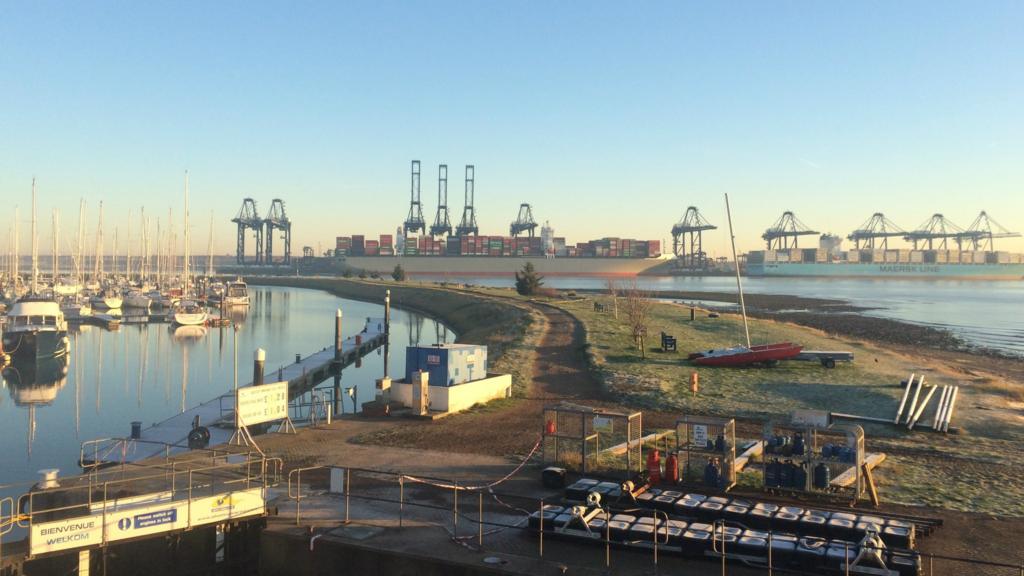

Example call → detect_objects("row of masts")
1 175 216 297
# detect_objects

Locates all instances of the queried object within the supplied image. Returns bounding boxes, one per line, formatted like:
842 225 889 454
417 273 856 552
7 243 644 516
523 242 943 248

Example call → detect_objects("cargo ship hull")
343 255 666 276
747 262 1024 280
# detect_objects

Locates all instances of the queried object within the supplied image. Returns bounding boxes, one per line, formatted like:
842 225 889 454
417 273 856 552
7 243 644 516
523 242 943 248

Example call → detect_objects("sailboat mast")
183 171 190 298
127 208 132 281
206 211 213 278
95 201 104 281
52 208 59 284
724 193 751 348
77 200 85 287
13 208 19 286
31 178 38 295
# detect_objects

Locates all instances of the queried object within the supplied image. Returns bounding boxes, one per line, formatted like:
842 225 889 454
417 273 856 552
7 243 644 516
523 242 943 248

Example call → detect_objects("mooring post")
253 348 265 386
334 308 343 362
384 290 391 378
478 491 483 547
539 499 544 557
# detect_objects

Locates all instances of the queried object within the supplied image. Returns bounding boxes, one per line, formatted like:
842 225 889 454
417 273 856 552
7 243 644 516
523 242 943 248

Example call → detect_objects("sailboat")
2 179 70 361
688 194 802 367
172 172 209 327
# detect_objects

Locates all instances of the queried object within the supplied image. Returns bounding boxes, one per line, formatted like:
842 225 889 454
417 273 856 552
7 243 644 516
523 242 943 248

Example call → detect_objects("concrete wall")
392 373 512 414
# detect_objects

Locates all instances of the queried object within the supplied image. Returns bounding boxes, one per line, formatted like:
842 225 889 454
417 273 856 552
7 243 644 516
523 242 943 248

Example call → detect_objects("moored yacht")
90 289 123 310
223 278 250 306
2 296 70 360
123 290 152 309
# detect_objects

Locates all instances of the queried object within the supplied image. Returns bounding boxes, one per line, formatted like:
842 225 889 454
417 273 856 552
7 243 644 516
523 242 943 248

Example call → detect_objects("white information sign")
236 381 289 427
189 487 265 525
31 488 266 556
103 501 190 543
692 424 709 448
31 517 102 555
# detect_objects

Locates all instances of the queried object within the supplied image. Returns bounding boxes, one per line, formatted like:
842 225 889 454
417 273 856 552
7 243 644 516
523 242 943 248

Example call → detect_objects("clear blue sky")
2 1 1021 257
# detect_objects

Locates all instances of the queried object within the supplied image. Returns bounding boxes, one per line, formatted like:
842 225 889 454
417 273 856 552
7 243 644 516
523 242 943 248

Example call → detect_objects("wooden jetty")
82 315 388 466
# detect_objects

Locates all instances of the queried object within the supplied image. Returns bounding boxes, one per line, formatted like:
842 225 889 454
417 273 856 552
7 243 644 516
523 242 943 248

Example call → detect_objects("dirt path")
351 299 606 456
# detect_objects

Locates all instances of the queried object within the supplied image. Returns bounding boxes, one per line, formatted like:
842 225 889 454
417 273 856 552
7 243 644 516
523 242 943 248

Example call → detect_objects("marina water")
0 285 450 492
416 274 1024 357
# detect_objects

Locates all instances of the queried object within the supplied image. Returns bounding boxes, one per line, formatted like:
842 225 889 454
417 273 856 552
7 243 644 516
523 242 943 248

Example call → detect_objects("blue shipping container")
405 344 488 387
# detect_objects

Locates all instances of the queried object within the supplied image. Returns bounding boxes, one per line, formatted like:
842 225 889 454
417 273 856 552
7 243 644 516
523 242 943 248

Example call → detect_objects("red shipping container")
380 234 393 247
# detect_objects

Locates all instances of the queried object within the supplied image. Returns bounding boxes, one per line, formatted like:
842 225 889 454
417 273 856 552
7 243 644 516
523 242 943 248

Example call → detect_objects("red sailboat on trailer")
688 195 802 367
689 342 803 367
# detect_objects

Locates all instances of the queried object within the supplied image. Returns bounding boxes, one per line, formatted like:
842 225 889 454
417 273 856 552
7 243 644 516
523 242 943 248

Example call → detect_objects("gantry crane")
671 206 717 269
762 211 819 250
847 213 906 250
903 214 965 250
509 203 538 237
232 198 263 265
264 199 291 265
961 211 1021 251
403 160 426 235
429 164 452 237
455 165 478 237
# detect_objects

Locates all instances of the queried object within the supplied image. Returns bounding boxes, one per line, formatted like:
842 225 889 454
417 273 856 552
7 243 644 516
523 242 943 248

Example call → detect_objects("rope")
400 436 542 491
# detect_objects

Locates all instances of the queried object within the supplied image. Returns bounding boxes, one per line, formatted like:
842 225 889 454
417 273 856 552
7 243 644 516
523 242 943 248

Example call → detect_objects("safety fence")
0 451 281 560
284 464 1024 576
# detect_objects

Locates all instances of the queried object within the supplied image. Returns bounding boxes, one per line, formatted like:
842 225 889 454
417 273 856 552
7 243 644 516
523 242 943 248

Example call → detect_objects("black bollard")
253 348 265 385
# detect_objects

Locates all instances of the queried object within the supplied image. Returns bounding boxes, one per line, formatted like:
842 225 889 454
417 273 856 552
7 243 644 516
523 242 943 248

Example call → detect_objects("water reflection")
0 286 450 488
3 355 70 459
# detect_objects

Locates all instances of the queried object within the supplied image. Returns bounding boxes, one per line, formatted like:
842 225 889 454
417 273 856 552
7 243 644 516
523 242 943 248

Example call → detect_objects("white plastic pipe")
894 374 916 424
908 386 936 430
932 386 951 431
942 387 960 432
904 376 925 425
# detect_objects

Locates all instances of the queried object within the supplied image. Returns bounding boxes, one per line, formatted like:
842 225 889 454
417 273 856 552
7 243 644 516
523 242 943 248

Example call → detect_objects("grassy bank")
553 292 1024 515
248 277 539 396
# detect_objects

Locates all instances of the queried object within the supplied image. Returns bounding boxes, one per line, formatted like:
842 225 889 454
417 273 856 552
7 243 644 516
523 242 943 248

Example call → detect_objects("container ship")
334 230 665 276
746 248 1024 280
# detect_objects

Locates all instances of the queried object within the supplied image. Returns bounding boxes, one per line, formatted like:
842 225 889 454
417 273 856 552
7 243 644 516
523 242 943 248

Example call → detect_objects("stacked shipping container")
334 233 662 259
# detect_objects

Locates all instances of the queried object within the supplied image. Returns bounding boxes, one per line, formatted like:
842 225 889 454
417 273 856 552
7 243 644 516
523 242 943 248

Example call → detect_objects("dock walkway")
83 317 388 466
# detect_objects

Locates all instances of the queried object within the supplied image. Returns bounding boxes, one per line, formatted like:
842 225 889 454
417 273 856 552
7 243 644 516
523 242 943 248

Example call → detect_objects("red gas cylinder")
647 449 662 485
664 452 679 484
545 420 556 435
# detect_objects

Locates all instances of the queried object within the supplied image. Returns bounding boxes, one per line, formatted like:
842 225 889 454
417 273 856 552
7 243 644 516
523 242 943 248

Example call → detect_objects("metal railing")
279 463 1024 576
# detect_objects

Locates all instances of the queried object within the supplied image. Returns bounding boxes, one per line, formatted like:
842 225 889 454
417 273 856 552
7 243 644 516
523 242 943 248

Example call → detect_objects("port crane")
232 198 263 265
671 206 717 269
762 211 819 250
264 199 292 265
509 203 538 237
903 214 966 250
455 165 478 236
847 213 906 250
429 164 452 237
961 211 1021 251
403 160 426 235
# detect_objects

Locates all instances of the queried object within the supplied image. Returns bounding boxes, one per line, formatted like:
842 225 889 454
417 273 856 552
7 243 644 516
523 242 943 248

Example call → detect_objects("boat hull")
747 261 1024 280
2 329 70 361
342 255 667 277
690 343 803 367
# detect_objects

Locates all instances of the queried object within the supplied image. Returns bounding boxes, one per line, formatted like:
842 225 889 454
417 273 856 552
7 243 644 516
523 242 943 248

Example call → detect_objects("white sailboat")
172 172 208 327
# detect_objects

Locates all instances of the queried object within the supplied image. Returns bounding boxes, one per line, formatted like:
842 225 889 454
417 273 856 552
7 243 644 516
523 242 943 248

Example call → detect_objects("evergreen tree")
515 262 544 295
392 264 407 282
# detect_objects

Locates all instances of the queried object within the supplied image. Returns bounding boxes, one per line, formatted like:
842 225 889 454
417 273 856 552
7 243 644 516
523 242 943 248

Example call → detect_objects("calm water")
0 286 450 491
415 274 1024 356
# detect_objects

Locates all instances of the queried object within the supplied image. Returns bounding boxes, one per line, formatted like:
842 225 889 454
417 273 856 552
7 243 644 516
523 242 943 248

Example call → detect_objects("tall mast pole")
31 178 38 295
95 201 104 282
724 193 751 348
127 208 132 281
183 171 190 298
77 200 85 288
52 208 59 285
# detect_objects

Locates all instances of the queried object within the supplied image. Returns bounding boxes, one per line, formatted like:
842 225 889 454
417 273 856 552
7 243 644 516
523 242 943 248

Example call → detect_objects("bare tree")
622 280 653 359
606 278 620 319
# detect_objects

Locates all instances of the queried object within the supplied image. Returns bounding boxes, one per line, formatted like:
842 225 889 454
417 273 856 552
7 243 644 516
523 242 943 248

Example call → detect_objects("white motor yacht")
223 278 250 306
2 296 70 360
171 300 208 326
